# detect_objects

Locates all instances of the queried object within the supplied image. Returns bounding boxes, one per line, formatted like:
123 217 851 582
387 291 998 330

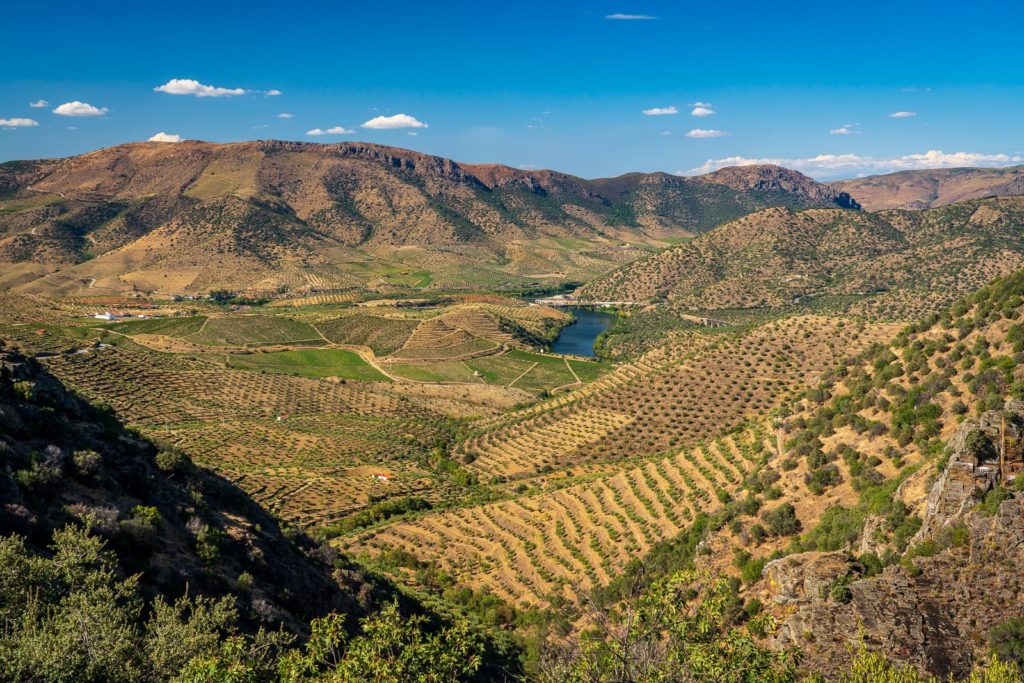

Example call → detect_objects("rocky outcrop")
760 407 1024 680
917 404 1023 538
765 497 1024 679
763 551 861 605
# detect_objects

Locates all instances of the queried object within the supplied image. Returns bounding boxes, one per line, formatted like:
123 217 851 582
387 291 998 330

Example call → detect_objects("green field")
190 315 320 346
567 357 613 382
226 348 388 381
387 361 479 383
104 315 207 337
464 353 537 385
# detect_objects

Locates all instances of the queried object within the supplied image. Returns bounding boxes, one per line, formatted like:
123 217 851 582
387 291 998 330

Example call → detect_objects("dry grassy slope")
342 312 897 607
832 164 1024 211
578 196 1024 316
677 268 1024 593
1 142 854 295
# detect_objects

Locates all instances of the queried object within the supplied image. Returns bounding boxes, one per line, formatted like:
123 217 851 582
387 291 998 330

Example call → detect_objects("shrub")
762 503 801 537
73 449 103 479
155 448 192 474
990 617 1024 666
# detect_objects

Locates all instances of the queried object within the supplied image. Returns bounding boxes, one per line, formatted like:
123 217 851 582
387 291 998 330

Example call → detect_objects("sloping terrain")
833 165 1024 211
578 196 1024 320
0 142 855 296
0 344 403 635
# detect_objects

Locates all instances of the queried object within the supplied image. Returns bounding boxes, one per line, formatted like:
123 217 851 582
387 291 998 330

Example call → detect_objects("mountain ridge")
0 140 857 296
832 165 1024 211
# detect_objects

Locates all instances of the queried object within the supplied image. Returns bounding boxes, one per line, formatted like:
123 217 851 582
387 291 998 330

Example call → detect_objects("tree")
536 570 799 683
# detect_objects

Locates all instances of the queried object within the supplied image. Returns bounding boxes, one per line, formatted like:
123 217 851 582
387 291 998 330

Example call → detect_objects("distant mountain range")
0 140 855 296
831 165 1024 211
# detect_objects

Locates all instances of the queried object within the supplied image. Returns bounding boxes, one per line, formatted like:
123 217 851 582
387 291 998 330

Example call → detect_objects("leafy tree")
537 570 799 683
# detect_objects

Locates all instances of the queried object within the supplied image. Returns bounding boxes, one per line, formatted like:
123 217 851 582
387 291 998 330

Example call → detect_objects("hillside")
577 196 1024 320
703 270 1024 679
0 342 405 635
0 142 854 296
833 165 1024 211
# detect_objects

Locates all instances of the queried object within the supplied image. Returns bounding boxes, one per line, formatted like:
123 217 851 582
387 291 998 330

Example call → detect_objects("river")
549 308 615 357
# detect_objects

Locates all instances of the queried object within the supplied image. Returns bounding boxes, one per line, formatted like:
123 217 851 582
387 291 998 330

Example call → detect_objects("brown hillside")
578 196 1024 319
0 142 856 296
832 165 1024 211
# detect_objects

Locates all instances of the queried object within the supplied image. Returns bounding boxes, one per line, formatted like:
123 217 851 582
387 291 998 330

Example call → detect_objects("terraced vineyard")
455 316 900 481
37 343 455 525
345 425 773 605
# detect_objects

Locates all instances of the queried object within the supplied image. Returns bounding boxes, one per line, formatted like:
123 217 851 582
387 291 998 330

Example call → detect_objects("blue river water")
549 308 615 357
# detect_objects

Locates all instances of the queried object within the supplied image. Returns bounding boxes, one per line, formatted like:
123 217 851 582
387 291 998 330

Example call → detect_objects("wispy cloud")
682 150 1024 179
276 112 293 119
0 117 39 128
888 111 916 118
686 128 728 138
306 126 354 136
361 113 428 129
147 132 182 143
605 13 657 20
659 131 672 136
642 106 678 116
265 89 282 96
830 123 860 135
28 100 48 108
154 78 248 97
53 101 108 117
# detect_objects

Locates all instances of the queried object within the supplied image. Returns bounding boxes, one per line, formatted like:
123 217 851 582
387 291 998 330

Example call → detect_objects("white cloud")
407 131 419 136
153 78 247 97
0 118 39 128
53 101 108 117
690 106 715 117
306 126 354 136
29 100 48 108
361 113 428 129
605 13 657 19
642 106 678 116
265 89 282 96
276 112 293 118
830 123 861 135
686 128 728 138
682 150 1024 180
252 124 270 129
147 132 182 143
659 131 672 136
888 111 916 118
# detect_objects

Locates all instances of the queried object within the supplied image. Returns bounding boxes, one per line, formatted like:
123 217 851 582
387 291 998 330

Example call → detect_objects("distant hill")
0 141 855 296
832 165 1024 211
577 196 1024 318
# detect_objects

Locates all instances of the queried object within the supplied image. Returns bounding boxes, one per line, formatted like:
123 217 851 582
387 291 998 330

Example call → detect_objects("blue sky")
2 0 1022 179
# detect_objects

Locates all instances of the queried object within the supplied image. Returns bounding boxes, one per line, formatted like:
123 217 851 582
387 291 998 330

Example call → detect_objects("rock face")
762 407 1024 680
763 551 861 605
